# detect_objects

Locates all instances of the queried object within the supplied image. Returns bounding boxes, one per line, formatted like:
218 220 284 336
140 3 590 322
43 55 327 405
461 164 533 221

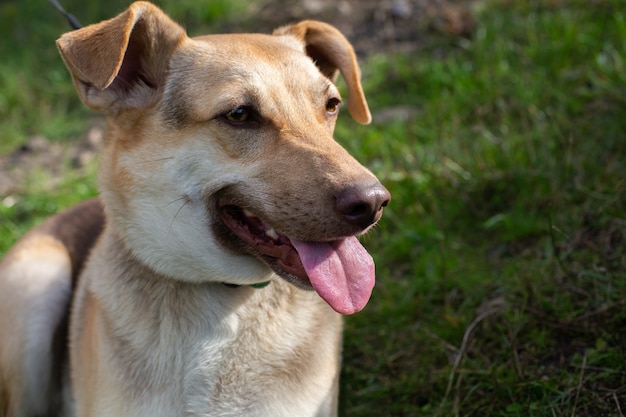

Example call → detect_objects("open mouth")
217 203 376 315
218 204 310 285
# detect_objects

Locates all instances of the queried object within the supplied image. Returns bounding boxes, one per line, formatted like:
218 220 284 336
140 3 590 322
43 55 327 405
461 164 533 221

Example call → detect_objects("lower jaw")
263 256 315 291
210 219 311 290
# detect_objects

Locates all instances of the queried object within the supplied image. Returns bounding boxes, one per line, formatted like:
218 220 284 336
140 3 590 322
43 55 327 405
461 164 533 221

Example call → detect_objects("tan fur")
0 2 389 416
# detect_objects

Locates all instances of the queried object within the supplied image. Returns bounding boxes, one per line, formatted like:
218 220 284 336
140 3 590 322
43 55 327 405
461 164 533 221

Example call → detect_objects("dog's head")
57 1 390 314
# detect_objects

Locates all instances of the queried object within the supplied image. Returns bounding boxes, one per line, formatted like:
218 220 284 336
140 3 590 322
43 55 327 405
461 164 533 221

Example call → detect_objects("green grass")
0 0 249 152
0 163 99 253
336 1 626 415
1 0 625 416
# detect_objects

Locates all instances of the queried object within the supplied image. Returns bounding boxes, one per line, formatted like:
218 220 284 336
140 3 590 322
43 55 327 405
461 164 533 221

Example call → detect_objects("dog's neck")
88 227 256 317
78 225 341 405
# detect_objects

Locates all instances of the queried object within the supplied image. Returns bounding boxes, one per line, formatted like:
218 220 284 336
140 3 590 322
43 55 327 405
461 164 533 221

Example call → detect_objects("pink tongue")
290 237 375 315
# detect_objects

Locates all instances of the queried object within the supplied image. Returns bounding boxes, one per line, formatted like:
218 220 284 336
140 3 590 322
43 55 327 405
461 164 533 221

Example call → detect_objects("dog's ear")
274 21 371 124
56 1 186 114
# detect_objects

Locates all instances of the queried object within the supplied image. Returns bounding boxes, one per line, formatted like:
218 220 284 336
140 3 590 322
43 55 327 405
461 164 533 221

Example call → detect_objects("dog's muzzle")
215 182 390 314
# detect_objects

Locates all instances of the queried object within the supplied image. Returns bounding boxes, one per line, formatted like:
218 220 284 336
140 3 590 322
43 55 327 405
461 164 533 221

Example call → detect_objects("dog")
0 2 390 416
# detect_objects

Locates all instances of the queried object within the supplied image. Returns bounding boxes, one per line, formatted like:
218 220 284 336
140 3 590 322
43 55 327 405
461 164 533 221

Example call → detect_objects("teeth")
240 208 280 240
265 227 279 240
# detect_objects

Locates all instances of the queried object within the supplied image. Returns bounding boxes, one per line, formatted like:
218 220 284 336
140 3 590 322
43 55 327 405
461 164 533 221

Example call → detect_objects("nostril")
335 183 391 229
345 202 370 217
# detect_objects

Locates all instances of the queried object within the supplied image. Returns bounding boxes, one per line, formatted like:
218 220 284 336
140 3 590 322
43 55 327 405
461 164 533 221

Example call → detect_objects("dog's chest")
180 293 341 416
106 284 341 417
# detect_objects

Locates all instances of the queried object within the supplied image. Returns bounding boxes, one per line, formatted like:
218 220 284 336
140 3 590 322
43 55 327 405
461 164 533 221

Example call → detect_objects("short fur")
0 3 389 416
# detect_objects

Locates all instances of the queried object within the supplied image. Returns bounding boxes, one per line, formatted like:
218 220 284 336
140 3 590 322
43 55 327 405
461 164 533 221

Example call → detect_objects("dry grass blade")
570 351 587 417
435 302 505 417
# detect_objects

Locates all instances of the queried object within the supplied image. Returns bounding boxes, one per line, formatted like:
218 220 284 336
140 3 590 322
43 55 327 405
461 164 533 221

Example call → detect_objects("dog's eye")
325 98 341 115
224 107 251 124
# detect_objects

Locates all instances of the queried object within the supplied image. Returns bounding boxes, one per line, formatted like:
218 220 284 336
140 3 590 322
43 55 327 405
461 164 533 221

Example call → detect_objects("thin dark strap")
49 0 82 30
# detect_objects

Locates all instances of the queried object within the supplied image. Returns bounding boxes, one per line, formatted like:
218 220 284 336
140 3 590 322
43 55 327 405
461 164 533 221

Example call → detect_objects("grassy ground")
1 0 625 416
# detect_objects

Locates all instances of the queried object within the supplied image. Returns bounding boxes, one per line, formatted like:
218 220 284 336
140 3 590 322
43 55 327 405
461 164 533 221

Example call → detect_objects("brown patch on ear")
274 20 371 124
56 1 186 114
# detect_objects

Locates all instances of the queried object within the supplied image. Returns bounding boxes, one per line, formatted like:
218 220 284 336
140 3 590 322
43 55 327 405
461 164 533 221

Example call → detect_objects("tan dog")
0 2 390 416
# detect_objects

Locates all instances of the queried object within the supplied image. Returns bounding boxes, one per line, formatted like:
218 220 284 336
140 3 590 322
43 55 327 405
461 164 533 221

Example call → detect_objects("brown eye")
326 98 341 115
225 107 250 123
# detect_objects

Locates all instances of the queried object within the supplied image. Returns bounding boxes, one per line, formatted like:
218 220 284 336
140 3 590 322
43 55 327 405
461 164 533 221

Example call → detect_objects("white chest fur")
71 257 342 417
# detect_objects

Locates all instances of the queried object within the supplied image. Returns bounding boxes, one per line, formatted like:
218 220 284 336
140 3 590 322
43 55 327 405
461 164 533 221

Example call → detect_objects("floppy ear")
56 1 186 114
274 21 371 124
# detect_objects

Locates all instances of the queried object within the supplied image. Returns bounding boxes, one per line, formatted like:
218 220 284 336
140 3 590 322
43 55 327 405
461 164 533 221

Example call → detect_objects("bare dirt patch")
245 0 476 54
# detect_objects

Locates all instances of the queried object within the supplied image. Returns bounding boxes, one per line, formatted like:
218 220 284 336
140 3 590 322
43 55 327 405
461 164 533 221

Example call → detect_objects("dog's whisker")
167 197 191 236
121 156 175 167
163 196 188 208
137 157 175 164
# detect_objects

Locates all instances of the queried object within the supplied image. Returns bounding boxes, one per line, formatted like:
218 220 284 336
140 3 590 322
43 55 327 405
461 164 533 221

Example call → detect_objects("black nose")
334 182 391 229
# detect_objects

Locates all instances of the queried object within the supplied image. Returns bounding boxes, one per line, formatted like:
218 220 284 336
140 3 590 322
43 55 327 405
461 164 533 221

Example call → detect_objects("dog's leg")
0 199 104 417
0 235 71 417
